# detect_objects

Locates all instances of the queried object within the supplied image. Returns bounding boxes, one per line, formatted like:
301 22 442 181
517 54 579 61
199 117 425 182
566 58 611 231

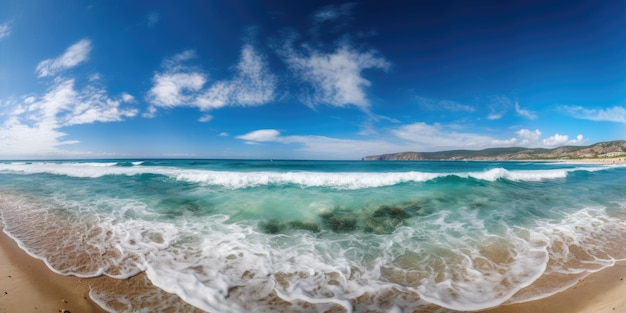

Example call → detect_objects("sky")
0 0 624 160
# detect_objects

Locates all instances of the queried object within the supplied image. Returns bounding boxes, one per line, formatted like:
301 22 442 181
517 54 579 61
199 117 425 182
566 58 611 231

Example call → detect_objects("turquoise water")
0 160 625 312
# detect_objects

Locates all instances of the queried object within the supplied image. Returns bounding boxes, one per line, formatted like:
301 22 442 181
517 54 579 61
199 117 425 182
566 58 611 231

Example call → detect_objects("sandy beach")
0 226 106 313
560 157 626 165
0 226 624 313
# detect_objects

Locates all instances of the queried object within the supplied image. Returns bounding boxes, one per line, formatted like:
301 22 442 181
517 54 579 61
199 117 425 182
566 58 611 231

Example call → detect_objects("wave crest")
0 162 606 189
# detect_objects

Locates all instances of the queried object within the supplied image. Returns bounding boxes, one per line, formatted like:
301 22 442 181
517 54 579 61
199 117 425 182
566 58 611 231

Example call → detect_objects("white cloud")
0 79 137 157
492 137 518 145
121 93 135 102
142 105 158 118
573 134 584 143
236 129 281 142
195 44 276 110
559 105 626 123
198 114 213 122
146 50 206 109
515 128 541 145
35 39 92 78
0 117 76 156
148 72 207 107
18 78 137 127
416 96 475 112
283 43 389 110
195 81 232 110
148 45 276 116
0 39 137 158
486 113 503 120
505 129 584 147
543 133 584 146
515 102 537 120
61 84 138 126
219 132 229 137
391 124 584 151
0 21 11 39
542 133 568 146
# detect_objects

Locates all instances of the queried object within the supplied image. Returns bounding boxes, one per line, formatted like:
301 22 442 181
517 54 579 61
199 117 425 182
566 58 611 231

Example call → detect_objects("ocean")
0 159 625 312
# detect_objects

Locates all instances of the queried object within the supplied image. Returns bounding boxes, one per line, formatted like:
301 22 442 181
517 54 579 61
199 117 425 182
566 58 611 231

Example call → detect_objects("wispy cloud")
198 115 213 123
163 49 197 70
0 21 11 39
282 43 389 110
514 102 537 120
147 44 276 117
313 2 356 24
486 95 514 120
236 128 400 159
392 122 501 149
415 96 475 112
146 11 160 28
35 39 92 78
558 105 626 123
195 44 276 110
485 96 537 120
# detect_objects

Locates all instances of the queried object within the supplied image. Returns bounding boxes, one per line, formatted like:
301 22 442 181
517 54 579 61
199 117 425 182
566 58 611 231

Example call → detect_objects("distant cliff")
362 140 626 161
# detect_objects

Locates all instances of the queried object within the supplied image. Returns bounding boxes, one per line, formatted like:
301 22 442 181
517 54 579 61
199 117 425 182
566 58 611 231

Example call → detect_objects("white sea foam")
0 162 608 189
131 203 625 312
1 164 625 312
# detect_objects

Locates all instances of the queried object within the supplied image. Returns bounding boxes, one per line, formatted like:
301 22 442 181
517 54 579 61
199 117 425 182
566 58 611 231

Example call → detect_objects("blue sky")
0 0 624 159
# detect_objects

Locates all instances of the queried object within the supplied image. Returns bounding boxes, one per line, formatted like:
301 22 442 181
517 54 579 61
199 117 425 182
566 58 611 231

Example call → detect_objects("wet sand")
0 226 106 313
484 261 626 313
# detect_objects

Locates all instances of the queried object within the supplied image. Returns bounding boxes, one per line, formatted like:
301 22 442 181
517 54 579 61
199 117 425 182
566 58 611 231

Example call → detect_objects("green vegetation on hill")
362 140 626 161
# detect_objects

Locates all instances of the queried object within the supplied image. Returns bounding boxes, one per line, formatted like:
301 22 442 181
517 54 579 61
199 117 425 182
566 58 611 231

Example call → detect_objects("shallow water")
0 160 625 312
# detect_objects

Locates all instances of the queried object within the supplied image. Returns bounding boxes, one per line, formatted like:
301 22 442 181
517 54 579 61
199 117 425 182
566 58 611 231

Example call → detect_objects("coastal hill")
362 140 626 161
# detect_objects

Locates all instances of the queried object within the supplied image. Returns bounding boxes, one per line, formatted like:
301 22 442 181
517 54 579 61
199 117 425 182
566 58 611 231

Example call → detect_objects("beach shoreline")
0 158 624 312
1 226 625 313
0 225 106 313
558 157 626 165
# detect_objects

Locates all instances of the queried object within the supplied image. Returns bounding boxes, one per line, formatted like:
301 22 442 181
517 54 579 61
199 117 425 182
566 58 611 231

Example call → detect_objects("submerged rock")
323 215 357 232
364 201 434 234
260 220 321 234
255 200 435 235
288 221 321 233
400 200 433 217
364 205 409 234
372 205 409 219
260 220 286 234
